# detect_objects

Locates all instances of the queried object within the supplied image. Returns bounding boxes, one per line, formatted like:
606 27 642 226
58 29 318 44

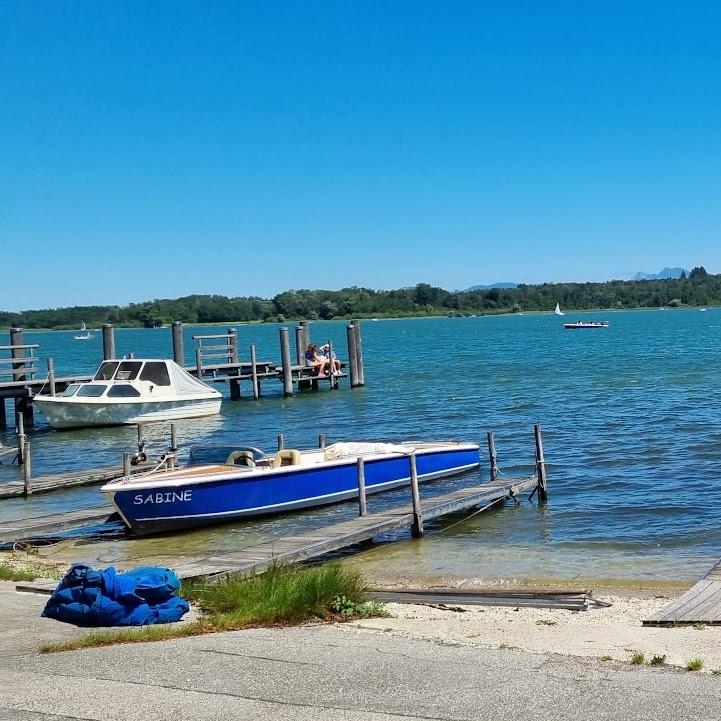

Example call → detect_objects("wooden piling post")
346 324 360 388
534 423 548 501
327 339 337 389
46 357 56 397
195 347 203 379
279 327 293 397
408 452 424 537
295 326 305 365
300 321 310 354
351 320 365 386
229 378 241 400
171 321 184 365
318 434 326 449
277 434 285 451
170 423 178 453
356 457 367 516
16 413 25 464
250 344 260 400
487 431 498 482
9 328 25 382
123 451 132 478
0 399 6 431
22 440 31 496
102 324 116 360
137 424 144 453
227 328 239 364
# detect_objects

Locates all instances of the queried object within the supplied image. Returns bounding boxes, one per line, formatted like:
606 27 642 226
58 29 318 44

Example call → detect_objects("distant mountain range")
630 267 689 281
464 282 518 291
464 267 691 291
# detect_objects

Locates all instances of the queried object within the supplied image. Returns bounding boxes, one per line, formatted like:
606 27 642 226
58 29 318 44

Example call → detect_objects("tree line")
1 267 717 329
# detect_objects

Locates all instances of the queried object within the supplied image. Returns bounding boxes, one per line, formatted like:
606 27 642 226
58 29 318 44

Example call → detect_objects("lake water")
2 310 721 585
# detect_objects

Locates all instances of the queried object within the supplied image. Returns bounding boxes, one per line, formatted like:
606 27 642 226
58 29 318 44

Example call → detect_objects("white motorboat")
34 359 222 429
74 322 94 341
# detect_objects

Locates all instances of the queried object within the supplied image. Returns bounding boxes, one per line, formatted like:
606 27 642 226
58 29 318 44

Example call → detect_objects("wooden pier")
643 558 721 626
0 319 366 428
0 506 114 541
172 474 538 581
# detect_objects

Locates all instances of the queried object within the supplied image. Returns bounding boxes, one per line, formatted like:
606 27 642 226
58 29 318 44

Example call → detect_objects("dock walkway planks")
174 476 537 580
643 558 721 626
0 505 114 541
0 462 152 499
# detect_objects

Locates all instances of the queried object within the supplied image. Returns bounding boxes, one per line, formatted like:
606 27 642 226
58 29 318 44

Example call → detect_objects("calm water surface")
2 310 721 584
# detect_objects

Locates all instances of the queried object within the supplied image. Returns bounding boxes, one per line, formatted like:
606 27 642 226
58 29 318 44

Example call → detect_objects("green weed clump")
535 618 557 626
42 562 385 653
686 658 704 672
630 651 645 665
650 655 667 666
0 564 40 582
693 623 707 631
599 655 613 662
182 562 370 625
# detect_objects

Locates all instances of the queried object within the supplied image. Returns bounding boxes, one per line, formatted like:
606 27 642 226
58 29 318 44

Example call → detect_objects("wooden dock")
643 558 721 626
0 462 152 499
0 319 365 428
0 506 114 541
172 475 538 581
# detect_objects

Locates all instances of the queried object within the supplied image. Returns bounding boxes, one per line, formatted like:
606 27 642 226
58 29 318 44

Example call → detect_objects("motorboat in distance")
563 321 609 329
34 359 222 429
101 440 482 535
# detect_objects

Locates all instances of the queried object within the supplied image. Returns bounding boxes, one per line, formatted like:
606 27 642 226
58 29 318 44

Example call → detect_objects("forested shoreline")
2 267 718 329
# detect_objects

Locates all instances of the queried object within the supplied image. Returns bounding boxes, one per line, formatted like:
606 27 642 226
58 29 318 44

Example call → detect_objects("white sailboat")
553 302 565 316
74 322 94 341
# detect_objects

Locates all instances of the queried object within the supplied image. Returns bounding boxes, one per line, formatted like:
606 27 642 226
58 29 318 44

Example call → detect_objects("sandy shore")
350 586 721 672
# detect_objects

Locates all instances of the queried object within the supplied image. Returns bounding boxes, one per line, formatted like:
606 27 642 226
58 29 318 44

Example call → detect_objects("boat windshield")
61 384 81 397
115 361 142 381
94 362 119 381
188 446 267 466
76 384 108 397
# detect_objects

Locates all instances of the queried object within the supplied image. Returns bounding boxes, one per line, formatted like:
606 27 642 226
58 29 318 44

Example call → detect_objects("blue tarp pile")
42 564 190 627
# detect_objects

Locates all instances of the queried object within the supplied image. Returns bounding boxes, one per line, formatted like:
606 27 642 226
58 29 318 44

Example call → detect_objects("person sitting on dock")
305 344 330 377
319 343 342 375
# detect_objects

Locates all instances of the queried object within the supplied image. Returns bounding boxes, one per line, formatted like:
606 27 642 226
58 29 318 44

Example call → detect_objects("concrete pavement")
2 582 721 721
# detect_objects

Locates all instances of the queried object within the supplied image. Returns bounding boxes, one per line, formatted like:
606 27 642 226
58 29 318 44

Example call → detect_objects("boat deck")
172 476 538 580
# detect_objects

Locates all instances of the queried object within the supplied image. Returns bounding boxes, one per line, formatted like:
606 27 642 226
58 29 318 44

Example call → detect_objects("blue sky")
2 1 720 309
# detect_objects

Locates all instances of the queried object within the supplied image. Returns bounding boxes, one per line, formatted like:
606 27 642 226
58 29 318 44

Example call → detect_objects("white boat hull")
34 397 222 429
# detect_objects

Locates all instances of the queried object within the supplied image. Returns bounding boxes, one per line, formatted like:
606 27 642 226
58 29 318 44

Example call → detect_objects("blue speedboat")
101 441 481 535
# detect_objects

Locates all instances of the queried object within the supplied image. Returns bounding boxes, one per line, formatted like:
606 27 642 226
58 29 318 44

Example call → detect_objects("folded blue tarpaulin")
42 564 189 627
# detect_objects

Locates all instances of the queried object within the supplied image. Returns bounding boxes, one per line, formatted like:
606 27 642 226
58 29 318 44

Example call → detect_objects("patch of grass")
686 658 704 672
693 623 707 631
712 668 721 676
535 618 557 626
630 651 645 665
650 655 667 666
41 562 386 653
599 655 613 662
499 642 519 650
0 564 40 582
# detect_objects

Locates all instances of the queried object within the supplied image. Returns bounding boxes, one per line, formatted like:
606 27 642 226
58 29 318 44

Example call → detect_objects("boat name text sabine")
133 490 193 505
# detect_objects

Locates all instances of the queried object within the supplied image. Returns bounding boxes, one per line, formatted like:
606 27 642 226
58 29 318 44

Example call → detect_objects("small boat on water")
101 440 481 535
34 359 222 429
563 321 609 330
74 322 94 341
553 302 565 316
